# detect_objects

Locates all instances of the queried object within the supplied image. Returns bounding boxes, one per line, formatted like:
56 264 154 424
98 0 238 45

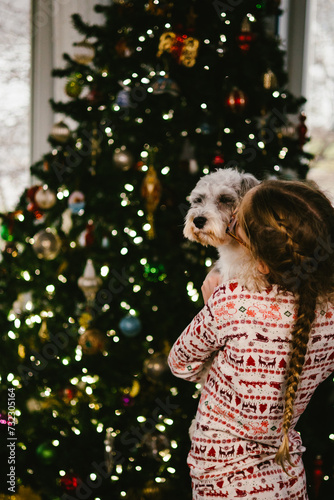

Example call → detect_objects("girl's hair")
238 180 334 472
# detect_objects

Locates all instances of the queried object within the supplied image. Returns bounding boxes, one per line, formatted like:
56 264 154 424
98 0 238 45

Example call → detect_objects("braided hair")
238 180 334 472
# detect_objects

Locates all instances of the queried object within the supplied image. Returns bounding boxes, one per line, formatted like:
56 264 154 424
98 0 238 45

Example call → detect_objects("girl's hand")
201 270 222 304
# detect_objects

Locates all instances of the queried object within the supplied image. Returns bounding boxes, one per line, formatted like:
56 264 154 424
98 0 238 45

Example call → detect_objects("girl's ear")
258 260 270 275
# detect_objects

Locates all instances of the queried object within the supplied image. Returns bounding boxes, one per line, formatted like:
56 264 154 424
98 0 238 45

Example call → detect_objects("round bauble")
65 73 84 98
119 315 142 337
68 190 85 214
50 121 71 143
78 328 106 355
142 431 170 460
36 442 56 464
143 352 169 383
73 40 95 65
113 148 134 171
152 76 180 96
115 89 131 108
32 228 61 260
35 187 57 210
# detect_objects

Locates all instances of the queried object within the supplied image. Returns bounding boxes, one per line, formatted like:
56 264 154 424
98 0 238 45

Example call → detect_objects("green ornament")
0 222 10 241
36 442 56 464
65 73 84 98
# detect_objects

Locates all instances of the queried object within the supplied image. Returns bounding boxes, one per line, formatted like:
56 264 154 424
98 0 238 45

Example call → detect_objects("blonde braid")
275 289 316 472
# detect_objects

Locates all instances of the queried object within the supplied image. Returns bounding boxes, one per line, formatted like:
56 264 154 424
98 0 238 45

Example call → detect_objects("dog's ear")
239 173 260 197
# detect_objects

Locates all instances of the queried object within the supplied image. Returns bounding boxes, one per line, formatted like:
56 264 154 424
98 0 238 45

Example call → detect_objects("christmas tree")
1 1 327 499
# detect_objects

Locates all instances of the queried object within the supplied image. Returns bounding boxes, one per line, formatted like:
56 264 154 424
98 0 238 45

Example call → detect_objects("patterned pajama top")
168 281 334 484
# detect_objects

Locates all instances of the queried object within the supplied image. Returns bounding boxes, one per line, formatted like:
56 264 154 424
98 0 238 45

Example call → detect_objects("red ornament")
27 203 44 220
85 221 95 247
26 185 44 219
212 152 224 167
170 34 187 59
86 88 103 105
26 185 41 203
226 87 247 113
115 37 133 57
297 112 308 148
60 473 80 491
59 385 78 403
237 17 256 52
313 455 324 498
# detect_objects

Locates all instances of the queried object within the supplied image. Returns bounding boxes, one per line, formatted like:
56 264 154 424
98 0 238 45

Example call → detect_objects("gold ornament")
141 165 162 239
157 32 176 57
18 344 25 359
129 379 141 397
78 328 107 355
73 40 95 65
38 320 49 342
263 69 278 89
179 37 200 67
122 379 141 398
79 311 94 329
0 485 42 500
157 32 199 67
50 121 71 143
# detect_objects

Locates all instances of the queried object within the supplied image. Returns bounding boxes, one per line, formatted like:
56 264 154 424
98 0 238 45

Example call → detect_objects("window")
0 0 31 211
304 0 334 198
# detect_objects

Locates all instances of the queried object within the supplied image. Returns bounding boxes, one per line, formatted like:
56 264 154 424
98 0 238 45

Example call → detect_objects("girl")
168 180 334 499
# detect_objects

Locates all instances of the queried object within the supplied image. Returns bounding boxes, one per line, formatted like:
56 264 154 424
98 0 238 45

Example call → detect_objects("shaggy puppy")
184 168 266 291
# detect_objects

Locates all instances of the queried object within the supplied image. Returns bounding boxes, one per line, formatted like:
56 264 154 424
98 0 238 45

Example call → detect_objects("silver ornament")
113 148 134 171
78 259 102 303
32 228 61 260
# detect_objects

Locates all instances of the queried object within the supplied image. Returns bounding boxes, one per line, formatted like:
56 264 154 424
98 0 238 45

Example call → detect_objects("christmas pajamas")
168 281 334 499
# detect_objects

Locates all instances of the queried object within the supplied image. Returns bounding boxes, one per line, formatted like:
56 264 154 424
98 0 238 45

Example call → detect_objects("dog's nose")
193 216 207 229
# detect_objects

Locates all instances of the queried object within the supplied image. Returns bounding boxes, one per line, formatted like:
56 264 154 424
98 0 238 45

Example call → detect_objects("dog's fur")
184 168 267 292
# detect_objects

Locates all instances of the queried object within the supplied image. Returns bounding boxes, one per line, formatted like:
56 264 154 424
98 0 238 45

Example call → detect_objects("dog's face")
184 168 259 248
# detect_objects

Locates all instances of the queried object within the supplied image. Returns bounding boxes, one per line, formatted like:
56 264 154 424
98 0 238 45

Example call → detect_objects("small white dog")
184 168 267 438
184 168 267 291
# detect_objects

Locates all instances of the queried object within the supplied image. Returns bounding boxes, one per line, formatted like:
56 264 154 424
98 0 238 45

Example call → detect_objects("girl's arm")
168 293 221 382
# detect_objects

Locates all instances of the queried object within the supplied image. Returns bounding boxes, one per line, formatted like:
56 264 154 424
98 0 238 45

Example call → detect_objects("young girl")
168 180 334 499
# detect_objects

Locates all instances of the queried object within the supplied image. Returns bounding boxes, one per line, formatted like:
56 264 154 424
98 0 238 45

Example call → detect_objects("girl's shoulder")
212 279 292 302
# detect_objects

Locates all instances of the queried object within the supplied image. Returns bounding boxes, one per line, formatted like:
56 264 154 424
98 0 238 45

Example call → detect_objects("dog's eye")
194 197 203 204
218 195 234 204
